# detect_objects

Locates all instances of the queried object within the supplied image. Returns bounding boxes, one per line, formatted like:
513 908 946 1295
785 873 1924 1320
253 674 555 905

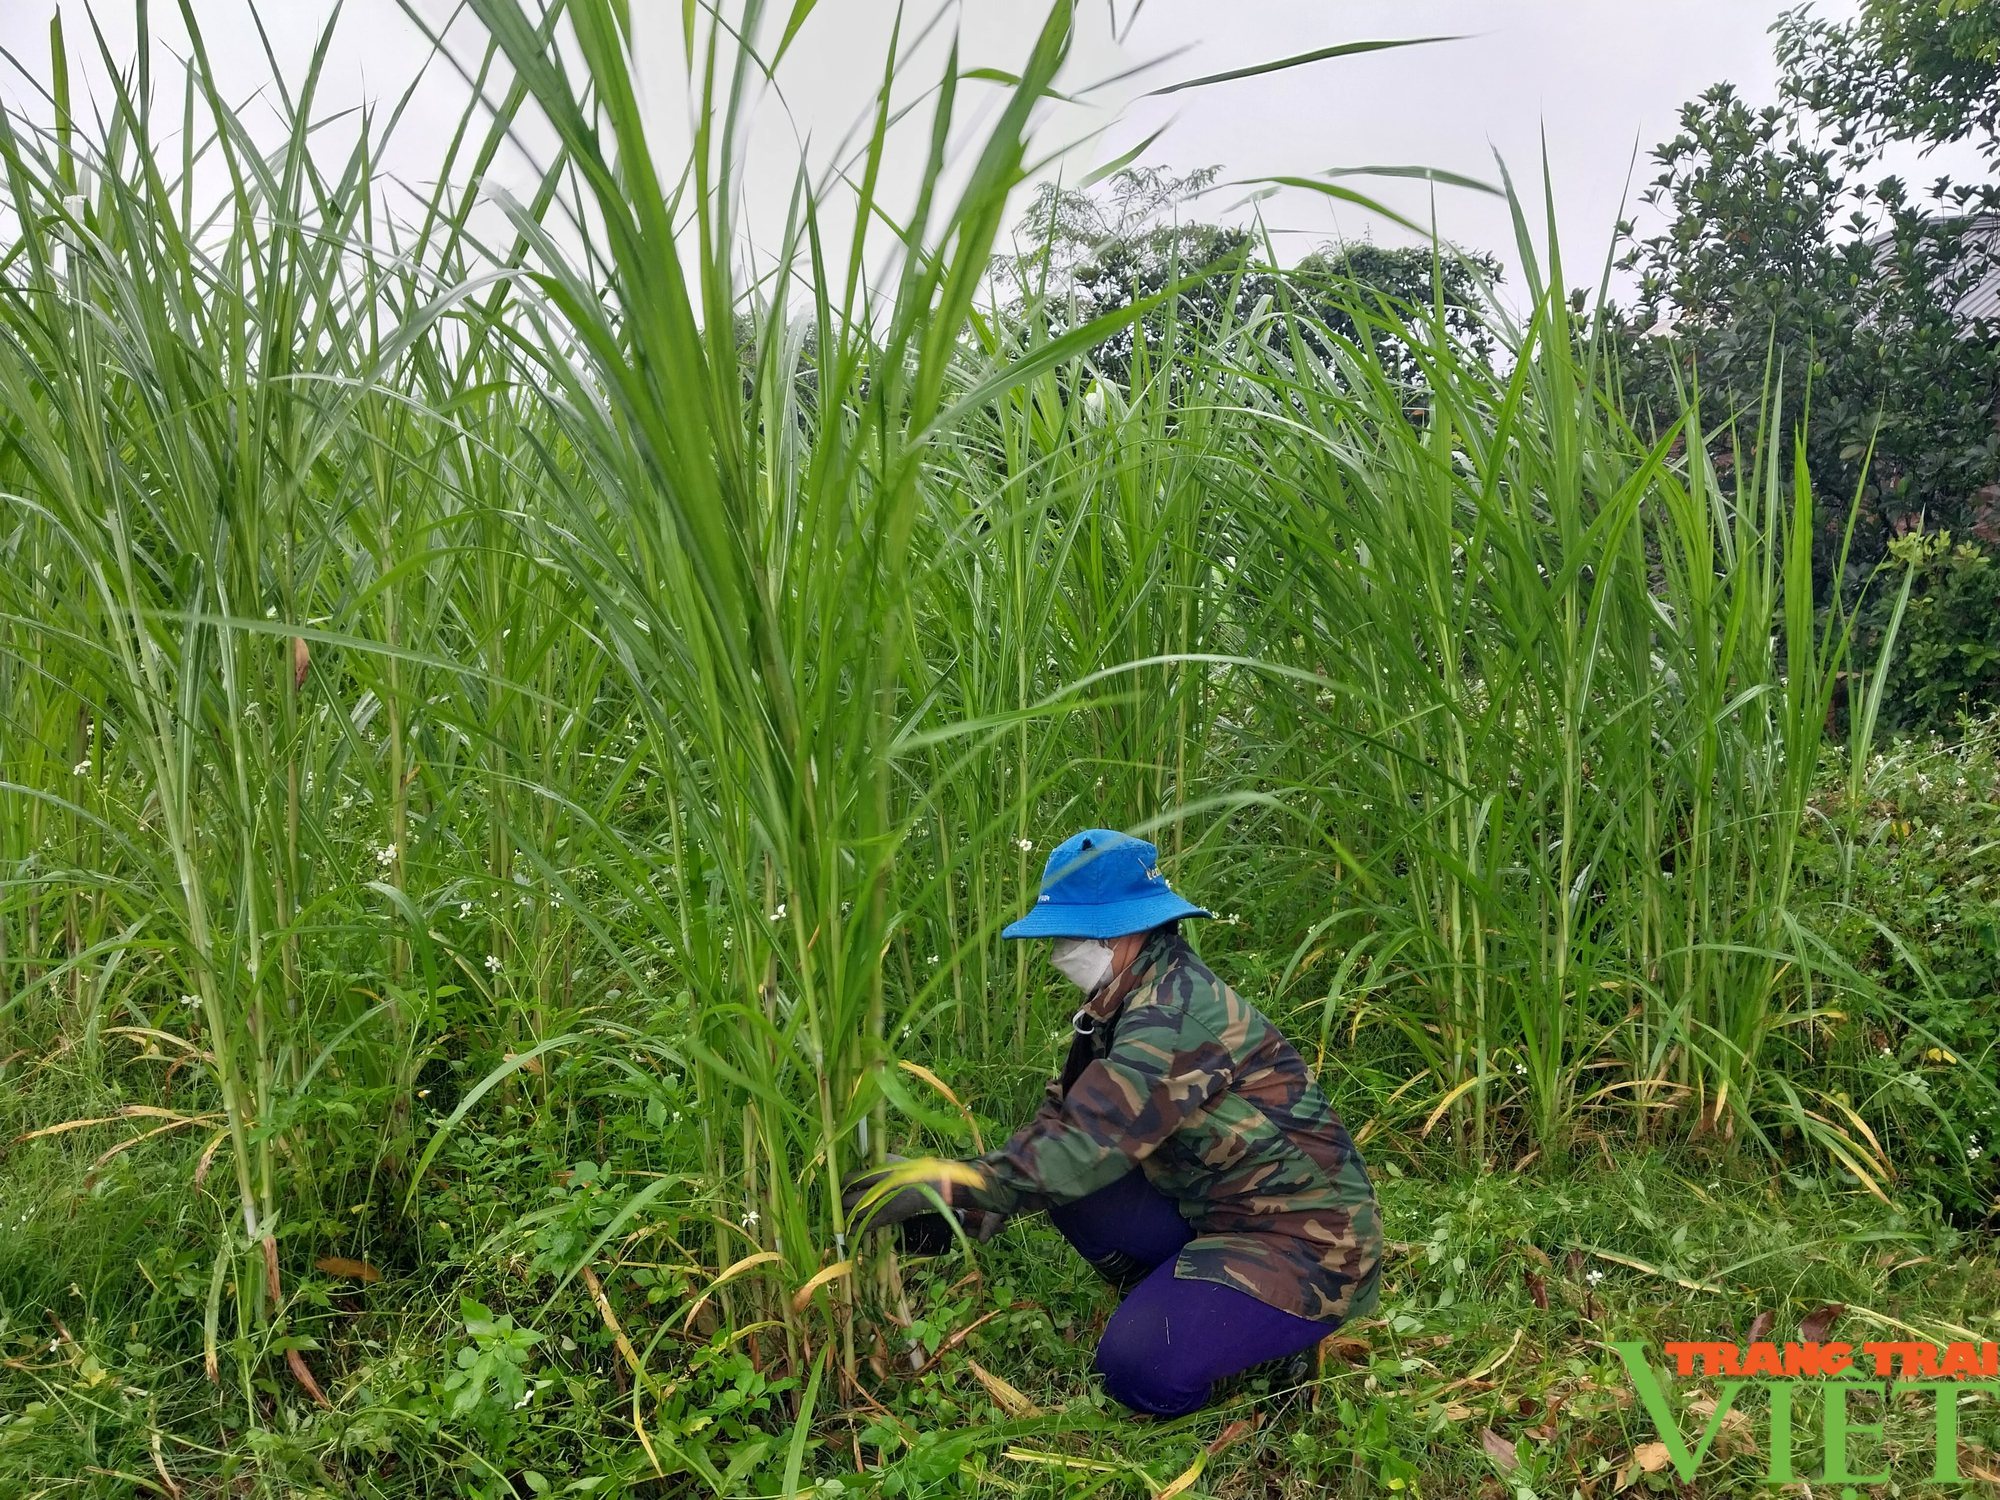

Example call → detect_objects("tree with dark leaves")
1613 3 2000 728
1776 0 2000 167
1001 168 1498 388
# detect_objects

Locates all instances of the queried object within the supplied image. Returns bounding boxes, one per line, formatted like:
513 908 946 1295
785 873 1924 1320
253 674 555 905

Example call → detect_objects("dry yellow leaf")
1151 1452 1205 1500
1684 1395 1756 1457
788 1259 853 1314
314 1256 382 1283
965 1358 1039 1418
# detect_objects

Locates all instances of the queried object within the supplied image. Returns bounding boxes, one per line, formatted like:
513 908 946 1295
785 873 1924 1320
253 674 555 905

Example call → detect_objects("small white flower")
458 901 473 917
1586 1269 1605 1286
376 843 397 866
1017 838 1033 852
49 1339 60 1351
1971 1146 1984 1162
741 1209 759 1228
1514 1063 1527 1076
179 993 200 1007
926 954 939 965
770 903 786 920
484 954 501 973
72 758 90 776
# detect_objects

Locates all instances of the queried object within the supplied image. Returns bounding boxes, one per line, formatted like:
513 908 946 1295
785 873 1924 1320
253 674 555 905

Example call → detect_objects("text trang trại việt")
1612 1340 1999 1490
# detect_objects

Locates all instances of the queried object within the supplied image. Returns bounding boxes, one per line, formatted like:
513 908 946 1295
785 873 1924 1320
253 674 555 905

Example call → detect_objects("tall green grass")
1236 251 1866 1172
0 0 1897 1424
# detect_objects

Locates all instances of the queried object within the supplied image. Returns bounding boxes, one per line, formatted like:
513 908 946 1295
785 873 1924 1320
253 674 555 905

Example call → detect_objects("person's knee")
1093 1320 1208 1418
1047 1172 1193 1270
1046 1197 1113 1262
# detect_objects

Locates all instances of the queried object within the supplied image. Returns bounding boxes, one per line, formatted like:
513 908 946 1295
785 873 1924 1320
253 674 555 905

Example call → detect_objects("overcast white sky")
0 0 1976 307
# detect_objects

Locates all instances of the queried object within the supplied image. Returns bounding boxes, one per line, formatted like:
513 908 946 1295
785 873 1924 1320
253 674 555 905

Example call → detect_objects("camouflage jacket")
961 928 1381 1323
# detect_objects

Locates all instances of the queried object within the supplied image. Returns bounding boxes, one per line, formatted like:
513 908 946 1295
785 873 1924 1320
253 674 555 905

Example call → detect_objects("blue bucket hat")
1000 829 1210 940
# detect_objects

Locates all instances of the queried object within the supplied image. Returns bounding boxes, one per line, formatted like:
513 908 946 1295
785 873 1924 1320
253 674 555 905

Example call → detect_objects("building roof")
1870 211 2000 331
1955 215 2000 327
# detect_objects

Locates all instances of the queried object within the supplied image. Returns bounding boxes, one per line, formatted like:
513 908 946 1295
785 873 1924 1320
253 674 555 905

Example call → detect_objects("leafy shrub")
444 1297 544 1419
1851 532 2000 733
1800 718 2000 1220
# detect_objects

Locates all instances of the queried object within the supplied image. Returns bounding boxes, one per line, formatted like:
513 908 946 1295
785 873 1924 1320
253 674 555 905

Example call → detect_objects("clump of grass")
1232 240 1872 1173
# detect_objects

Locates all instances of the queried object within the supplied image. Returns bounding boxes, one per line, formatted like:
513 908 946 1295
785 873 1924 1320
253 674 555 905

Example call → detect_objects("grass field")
1 3 1996 1496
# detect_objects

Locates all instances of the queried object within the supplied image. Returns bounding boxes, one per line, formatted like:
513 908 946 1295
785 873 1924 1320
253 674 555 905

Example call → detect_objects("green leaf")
1231 175 1432 236
773 0 820 67
1313 163 1503 197
875 1060 969 1139
1146 36 1458 96
1078 123 1173 191
780 1349 827 1500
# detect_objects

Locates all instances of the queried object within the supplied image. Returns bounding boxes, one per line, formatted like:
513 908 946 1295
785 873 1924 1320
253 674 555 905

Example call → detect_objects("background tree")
1613 4 2000 727
1004 167 1500 387
1777 0 2000 166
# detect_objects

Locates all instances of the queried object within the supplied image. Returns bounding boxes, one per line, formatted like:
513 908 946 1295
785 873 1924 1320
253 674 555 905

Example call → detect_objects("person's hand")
961 1208 1008 1244
840 1154 951 1234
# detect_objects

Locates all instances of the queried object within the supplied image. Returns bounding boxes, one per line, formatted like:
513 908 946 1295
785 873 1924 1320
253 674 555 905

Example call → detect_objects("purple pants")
1046 1170 1332 1417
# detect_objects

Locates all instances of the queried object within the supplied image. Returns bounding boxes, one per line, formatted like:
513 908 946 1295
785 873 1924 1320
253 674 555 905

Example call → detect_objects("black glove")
841 1155 1009 1247
898 1205 1008 1255
840 1155 941 1233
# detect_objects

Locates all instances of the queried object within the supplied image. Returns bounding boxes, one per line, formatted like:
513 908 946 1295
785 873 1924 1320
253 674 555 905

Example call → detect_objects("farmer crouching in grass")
845 829 1382 1418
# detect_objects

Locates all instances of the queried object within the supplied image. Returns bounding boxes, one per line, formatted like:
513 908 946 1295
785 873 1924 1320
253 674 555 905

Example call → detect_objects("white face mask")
1050 937 1115 994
